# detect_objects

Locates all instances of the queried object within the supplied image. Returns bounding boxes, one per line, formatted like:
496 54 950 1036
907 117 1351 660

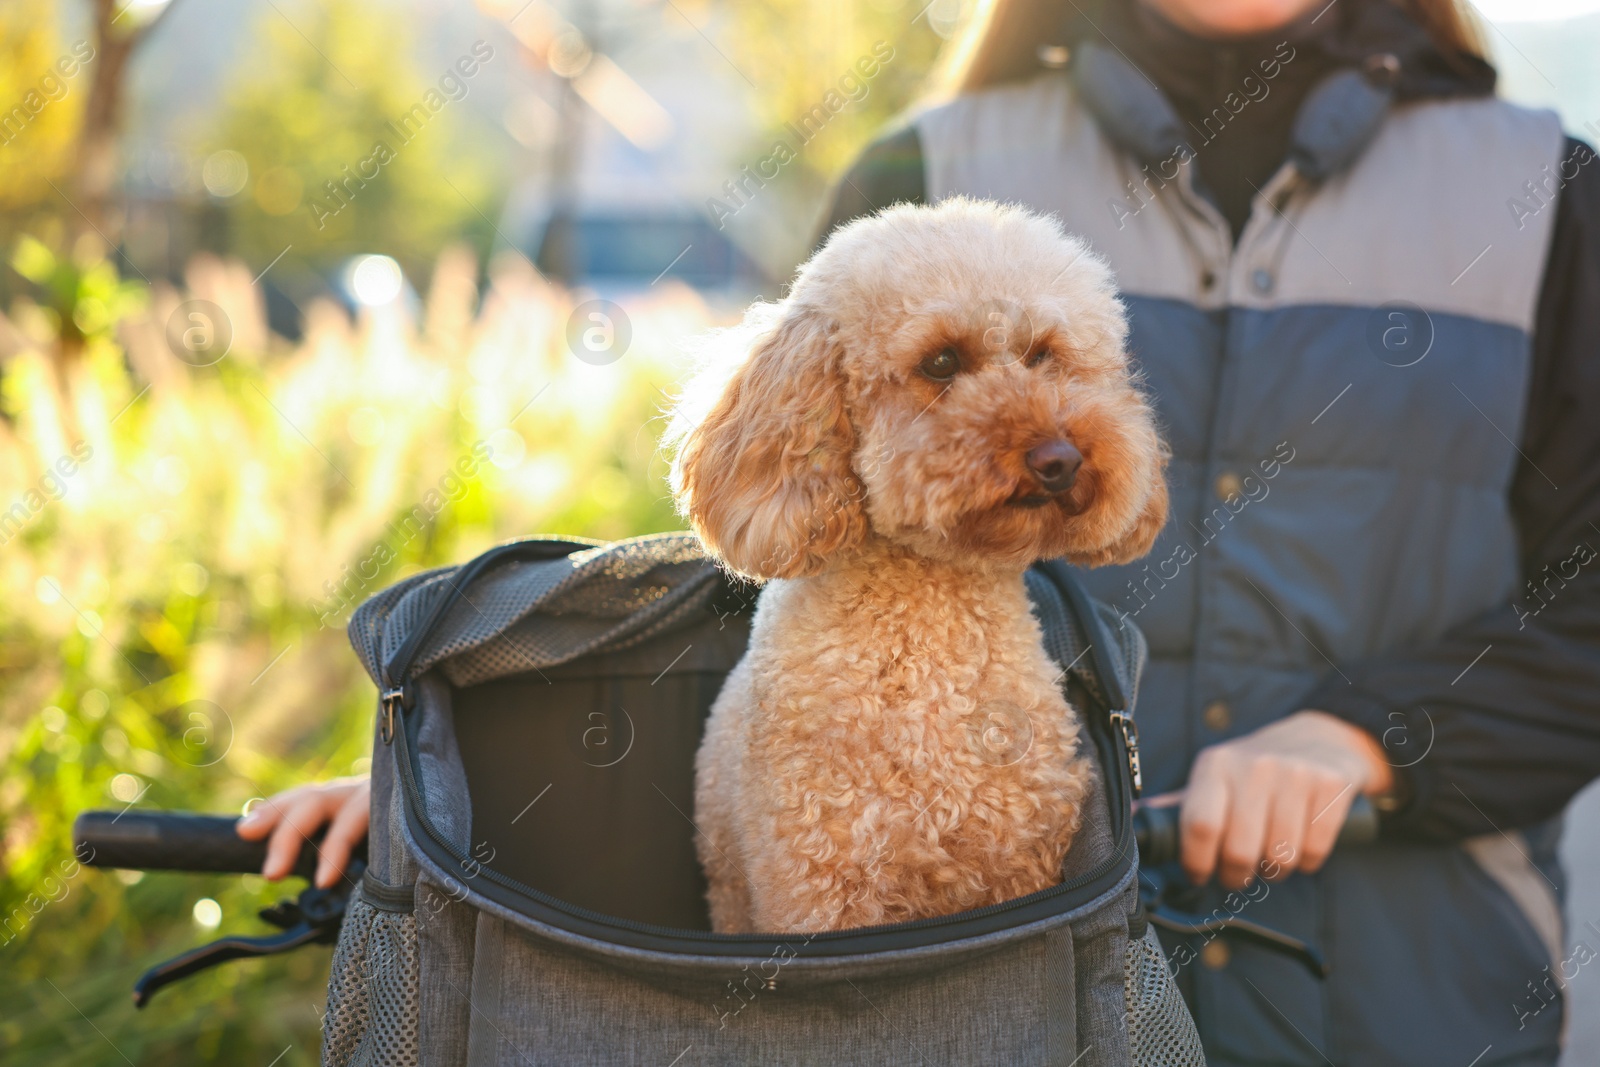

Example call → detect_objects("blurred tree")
202 0 498 286
74 0 185 241
694 0 954 271
719 0 951 180
0 2 84 218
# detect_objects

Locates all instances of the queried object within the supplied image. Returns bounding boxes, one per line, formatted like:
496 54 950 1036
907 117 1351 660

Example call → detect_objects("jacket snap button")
1201 941 1231 970
1251 268 1273 294
1203 701 1232 732
1214 471 1244 501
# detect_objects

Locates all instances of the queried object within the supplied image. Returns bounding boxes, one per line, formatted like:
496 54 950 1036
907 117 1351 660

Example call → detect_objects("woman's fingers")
315 782 372 888
235 791 291 840
236 779 371 882
1215 757 1276 890
1184 761 1348 888
1177 710 1390 886
1300 781 1355 874
1259 769 1314 883
262 792 336 881
1179 749 1232 885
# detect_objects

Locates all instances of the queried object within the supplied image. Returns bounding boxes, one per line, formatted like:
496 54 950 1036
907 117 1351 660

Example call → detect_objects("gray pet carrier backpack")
329 532 1205 1066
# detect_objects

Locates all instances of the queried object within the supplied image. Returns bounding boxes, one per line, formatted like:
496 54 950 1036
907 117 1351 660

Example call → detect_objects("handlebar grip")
1134 794 1379 870
73 810 330 880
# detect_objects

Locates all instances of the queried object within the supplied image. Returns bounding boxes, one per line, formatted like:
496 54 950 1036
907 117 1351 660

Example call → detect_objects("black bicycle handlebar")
72 810 365 882
73 810 368 1007
1133 793 1379 868
76 796 1372 884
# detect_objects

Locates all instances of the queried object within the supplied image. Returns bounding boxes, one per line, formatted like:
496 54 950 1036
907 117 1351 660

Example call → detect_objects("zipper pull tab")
1110 711 1142 798
380 687 406 744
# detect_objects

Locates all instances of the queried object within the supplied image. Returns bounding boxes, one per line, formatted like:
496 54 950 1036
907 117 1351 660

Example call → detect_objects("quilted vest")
916 48 1566 1067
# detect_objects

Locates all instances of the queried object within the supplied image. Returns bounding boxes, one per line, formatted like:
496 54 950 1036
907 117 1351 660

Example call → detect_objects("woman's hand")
1177 710 1393 889
236 776 371 888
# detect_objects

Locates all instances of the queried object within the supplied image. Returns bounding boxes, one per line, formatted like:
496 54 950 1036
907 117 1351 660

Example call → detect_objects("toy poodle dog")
667 198 1167 934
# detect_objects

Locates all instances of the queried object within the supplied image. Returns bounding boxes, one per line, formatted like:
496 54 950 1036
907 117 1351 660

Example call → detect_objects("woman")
248 0 1600 1061
813 0 1600 1063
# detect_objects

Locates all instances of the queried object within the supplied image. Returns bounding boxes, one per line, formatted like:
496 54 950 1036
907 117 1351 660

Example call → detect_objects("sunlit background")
0 0 1597 1061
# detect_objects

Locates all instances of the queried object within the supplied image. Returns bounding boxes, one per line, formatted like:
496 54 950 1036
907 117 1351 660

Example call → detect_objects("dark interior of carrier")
451 589 757 931
442 565 1120 935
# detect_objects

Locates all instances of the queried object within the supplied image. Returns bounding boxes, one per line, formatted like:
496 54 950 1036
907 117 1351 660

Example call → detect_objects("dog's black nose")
1026 440 1082 494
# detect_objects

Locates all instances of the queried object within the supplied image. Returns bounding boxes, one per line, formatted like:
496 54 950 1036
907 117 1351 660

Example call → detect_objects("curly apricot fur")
667 199 1168 932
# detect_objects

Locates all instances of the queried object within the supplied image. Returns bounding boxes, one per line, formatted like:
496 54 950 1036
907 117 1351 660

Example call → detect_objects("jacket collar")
1070 40 1393 182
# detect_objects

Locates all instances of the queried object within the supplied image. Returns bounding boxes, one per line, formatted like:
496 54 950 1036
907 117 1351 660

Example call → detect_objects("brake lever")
1132 795 1378 979
1144 903 1329 978
132 860 364 1008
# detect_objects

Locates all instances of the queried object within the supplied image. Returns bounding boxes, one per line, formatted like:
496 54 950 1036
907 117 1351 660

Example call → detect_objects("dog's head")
668 198 1168 580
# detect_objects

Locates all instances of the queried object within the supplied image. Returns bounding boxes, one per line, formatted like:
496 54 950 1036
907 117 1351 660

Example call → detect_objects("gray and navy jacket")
819 5 1600 1065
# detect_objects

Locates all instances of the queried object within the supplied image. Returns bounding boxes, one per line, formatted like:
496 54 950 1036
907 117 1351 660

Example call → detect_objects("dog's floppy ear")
670 304 865 580
1075 450 1169 567
1103 473 1169 565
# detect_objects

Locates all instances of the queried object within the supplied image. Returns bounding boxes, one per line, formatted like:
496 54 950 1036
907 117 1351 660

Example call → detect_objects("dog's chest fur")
695 546 1091 933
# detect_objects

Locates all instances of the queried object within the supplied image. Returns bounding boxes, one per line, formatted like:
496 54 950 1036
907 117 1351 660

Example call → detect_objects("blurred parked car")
532 210 768 302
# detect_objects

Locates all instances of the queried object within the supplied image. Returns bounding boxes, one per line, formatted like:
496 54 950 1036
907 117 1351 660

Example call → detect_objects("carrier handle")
1036 560 1145 795
377 538 594 725
1037 559 1128 713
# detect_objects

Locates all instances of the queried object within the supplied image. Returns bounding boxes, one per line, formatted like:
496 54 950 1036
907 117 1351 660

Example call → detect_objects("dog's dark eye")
921 347 961 381
1025 347 1051 368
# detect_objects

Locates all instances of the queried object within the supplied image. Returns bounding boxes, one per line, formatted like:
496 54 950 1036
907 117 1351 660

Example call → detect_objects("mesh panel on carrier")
1126 928 1206 1066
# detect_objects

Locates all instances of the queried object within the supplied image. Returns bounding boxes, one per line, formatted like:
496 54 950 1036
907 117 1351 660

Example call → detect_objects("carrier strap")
378 538 587 696
1044 925 1078 1065
1038 559 1129 713
464 915 508 1067
1036 560 1146 797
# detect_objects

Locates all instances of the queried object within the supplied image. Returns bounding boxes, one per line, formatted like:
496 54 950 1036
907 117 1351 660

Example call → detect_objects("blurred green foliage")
0 242 707 1063
0 0 955 1060
203 0 500 292
11 235 148 354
